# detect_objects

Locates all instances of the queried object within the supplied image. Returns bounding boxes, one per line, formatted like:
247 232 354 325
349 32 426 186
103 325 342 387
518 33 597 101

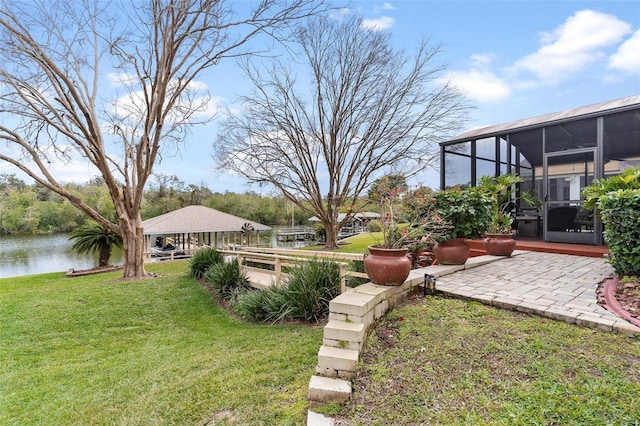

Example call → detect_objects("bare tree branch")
0 0 324 277
216 14 470 248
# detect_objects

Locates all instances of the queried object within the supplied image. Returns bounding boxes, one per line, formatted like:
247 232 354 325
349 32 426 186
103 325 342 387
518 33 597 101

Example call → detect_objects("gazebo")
141 205 271 255
439 95 640 246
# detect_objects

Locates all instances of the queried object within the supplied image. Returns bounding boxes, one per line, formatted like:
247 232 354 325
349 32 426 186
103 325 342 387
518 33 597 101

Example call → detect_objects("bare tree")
216 14 470 248
0 0 323 278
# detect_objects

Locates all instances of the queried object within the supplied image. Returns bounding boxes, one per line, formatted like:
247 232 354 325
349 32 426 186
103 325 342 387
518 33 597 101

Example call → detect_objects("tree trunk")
121 223 147 278
324 219 339 249
98 246 111 267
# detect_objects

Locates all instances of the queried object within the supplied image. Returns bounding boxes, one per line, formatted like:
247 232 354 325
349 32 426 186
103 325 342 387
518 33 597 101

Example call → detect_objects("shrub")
204 259 250 300
367 220 382 232
279 258 341 322
234 258 341 323
234 288 291 323
346 260 367 287
429 187 492 241
189 248 224 279
234 289 271 322
582 167 640 212
314 222 326 242
599 189 640 276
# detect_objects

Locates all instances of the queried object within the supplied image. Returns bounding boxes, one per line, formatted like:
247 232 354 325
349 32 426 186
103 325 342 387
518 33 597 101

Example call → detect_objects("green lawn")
0 261 323 425
304 232 378 253
335 295 640 425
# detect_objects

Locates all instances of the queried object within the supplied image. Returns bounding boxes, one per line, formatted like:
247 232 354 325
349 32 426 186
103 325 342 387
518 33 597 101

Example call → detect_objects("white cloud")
374 3 395 13
360 16 394 31
447 69 511 103
609 29 640 74
107 72 138 87
109 78 217 123
469 53 496 67
0 144 101 184
329 7 351 20
442 53 511 103
510 9 632 84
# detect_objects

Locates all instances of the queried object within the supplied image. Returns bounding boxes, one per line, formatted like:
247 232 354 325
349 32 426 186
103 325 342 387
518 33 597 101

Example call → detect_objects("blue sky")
2 1 639 192
166 0 640 192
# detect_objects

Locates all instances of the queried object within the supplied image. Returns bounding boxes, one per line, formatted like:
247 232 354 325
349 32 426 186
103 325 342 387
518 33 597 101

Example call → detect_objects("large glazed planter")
484 233 516 256
432 238 469 265
364 246 412 286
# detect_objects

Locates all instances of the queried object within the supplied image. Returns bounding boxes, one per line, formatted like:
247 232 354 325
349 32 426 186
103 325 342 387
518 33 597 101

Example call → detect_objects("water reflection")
0 233 123 279
0 228 318 279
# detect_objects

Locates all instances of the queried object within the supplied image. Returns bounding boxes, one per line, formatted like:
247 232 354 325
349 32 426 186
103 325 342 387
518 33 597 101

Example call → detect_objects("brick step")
323 320 366 351
307 410 336 426
315 345 359 379
328 285 387 321
308 375 351 405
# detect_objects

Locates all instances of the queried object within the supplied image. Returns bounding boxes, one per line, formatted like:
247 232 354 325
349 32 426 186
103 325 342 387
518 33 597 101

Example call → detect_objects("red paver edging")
601 277 640 328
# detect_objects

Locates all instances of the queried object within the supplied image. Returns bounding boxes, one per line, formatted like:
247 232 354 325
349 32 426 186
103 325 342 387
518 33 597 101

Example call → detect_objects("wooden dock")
275 228 316 242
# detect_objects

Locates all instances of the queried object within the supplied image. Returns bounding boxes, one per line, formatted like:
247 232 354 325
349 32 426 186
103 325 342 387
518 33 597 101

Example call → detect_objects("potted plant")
428 186 492 264
402 186 452 268
478 173 534 256
364 174 413 285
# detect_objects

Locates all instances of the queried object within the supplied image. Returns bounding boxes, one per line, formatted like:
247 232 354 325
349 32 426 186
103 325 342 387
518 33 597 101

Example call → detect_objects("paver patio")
434 251 639 335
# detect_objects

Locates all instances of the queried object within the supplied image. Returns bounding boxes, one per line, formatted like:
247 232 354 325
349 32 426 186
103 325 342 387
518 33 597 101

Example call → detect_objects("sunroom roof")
444 94 640 145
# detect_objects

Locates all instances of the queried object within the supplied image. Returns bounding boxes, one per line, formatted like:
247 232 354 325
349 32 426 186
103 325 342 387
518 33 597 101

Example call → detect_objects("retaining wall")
307 256 504 409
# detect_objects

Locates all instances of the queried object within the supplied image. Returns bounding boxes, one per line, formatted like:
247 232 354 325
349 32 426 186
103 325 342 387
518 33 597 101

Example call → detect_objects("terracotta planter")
484 233 516 256
432 238 469 265
364 246 412 286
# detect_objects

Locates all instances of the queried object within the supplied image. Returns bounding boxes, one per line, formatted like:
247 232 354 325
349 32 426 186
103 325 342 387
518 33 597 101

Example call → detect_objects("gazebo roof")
141 205 271 235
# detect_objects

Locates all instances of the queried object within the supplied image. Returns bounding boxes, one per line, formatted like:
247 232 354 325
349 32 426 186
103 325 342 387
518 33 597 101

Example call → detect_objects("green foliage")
367 219 382 232
0 174 112 234
206 190 307 226
314 222 326 242
367 174 408 203
204 259 250 300
368 174 408 248
233 288 275 322
582 167 640 212
401 186 436 222
69 222 123 267
280 258 341 322
599 189 640 276
477 173 531 233
429 187 492 241
188 247 224 279
346 260 368 287
235 258 341 323
1 171 315 234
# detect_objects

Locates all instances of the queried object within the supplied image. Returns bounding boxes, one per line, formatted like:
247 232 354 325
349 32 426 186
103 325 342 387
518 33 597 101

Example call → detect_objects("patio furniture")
515 209 542 237
573 208 594 231
547 207 579 232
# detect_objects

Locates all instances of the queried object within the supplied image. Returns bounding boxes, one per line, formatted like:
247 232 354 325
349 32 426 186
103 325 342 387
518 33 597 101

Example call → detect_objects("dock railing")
144 248 199 262
217 248 368 293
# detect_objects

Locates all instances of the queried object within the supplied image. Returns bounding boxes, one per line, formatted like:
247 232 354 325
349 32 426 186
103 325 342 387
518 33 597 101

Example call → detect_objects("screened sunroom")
439 95 640 246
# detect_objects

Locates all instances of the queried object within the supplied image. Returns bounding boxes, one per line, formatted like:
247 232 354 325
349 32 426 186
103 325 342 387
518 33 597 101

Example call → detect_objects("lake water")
0 233 124 279
0 228 317 279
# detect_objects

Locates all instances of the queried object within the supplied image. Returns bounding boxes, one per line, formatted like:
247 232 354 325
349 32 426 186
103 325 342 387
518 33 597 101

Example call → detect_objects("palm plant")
69 223 123 267
478 173 534 233
582 166 640 212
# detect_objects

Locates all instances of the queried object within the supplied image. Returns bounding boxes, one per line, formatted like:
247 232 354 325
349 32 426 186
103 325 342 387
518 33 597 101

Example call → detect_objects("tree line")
0 173 309 235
